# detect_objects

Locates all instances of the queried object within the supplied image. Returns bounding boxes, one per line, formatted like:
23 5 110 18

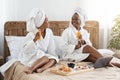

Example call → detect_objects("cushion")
97 49 115 57
53 36 65 58
93 57 113 68
113 51 120 59
5 36 25 59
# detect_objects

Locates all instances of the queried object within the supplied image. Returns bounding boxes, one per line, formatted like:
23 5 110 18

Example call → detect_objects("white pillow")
97 49 115 57
5 36 25 59
53 36 65 57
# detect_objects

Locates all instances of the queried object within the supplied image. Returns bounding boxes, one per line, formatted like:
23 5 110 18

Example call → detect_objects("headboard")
4 21 99 60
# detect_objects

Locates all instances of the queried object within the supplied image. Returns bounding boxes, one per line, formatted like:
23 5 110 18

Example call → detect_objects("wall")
15 0 76 21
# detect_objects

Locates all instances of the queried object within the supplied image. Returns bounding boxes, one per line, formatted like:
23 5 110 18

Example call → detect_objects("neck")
39 27 46 32
41 29 45 33
75 27 80 31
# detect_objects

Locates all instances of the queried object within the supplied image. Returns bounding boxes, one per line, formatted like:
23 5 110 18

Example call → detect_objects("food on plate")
76 65 90 70
67 63 75 68
59 66 72 72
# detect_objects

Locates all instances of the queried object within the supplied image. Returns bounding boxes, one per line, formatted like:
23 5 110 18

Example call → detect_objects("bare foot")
36 68 45 73
24 68 33 74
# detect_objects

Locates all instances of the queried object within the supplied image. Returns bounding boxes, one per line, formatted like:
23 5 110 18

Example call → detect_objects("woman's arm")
47 30 59 63
61 29 76 53
82 29 92 46
22 33 37 54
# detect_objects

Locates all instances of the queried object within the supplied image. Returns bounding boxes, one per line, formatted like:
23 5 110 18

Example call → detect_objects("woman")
20 8 59 74
0 8 59 76
61 7 120 68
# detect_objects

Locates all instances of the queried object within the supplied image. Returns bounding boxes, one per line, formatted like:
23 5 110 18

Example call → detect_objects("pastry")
59 66 72 72
76 31 82 39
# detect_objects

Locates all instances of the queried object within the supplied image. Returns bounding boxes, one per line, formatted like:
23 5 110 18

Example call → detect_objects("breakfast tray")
50 66 94 76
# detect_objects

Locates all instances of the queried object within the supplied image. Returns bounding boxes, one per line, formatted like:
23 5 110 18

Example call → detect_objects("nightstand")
0 56 4 80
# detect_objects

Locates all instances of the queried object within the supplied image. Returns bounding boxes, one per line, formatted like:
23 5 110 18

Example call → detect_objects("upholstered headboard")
4 21 99 60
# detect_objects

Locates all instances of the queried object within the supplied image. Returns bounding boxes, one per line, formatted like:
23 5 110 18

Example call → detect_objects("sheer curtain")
0 0 6 56
0 0 18 56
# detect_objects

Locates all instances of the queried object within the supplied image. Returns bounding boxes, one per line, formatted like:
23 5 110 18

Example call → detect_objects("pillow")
5 36 25 59
53 36 65 58
113 51 120 59
97 49 115 57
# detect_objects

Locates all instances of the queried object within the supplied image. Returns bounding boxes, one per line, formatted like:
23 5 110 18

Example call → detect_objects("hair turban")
27 8 45 33
73 7 87 28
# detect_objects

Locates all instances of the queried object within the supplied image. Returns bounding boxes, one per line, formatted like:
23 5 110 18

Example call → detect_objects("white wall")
16 0 76 21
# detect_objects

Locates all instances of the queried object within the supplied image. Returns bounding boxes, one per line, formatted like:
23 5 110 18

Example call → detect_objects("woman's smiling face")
72 13 81 30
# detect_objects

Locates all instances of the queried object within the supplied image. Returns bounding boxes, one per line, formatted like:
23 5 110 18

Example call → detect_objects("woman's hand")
75 40 81 49
80 39 86 45
75 39 86 49
33 30 42 42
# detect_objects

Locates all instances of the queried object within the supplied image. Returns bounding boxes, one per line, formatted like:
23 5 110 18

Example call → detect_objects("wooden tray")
50 67 94 76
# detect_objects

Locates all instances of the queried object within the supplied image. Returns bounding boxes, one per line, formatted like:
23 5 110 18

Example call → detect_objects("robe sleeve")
46 30 59 63
22 33 37 54
82 29 92 46
61 29 75 54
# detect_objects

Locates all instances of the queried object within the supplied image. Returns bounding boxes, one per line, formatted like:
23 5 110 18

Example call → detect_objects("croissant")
59 66 72 72
76 31 82 39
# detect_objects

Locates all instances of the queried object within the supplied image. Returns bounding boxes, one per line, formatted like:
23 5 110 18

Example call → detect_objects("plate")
50 66 94 76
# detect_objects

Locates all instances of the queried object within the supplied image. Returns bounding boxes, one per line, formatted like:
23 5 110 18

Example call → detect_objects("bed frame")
4 21 99 61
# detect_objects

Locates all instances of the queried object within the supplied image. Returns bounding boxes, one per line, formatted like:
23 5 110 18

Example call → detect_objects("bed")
3 21 120 80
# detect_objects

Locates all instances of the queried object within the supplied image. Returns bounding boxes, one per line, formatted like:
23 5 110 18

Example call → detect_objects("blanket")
4 58 120 80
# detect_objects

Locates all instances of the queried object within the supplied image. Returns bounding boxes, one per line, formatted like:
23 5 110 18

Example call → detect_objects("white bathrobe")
19 28 59 67
0 28 59 76
61 26 92 62
59 7 92 62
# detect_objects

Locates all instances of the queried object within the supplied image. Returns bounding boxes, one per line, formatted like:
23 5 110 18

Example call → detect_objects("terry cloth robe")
0 28 59 76
61 27 92 62
19 28 59 67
